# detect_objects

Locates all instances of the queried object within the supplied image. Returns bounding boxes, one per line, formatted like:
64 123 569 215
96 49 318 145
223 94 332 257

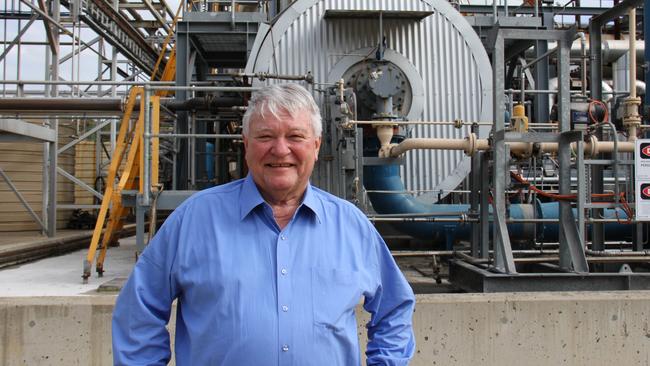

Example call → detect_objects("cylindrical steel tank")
246 0 493 203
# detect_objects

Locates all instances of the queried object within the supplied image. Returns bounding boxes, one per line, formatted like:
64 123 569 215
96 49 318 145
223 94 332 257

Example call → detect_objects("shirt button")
282 344 289 352
281 268 288 275
280 235 286 240
282 305 289 312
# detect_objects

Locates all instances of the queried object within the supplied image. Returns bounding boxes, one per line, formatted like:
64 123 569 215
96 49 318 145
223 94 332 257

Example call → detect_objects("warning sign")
635 140 650 180
635 140 650 220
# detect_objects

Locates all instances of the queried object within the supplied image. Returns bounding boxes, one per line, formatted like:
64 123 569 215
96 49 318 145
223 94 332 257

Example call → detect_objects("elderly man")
112 84 415 365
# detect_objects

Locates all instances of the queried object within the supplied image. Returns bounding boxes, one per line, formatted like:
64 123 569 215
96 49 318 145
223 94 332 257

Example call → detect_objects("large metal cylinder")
246 0 493 203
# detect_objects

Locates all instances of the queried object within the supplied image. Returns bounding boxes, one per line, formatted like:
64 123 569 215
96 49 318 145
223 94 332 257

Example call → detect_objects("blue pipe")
363 164 632 248
206 142 215 182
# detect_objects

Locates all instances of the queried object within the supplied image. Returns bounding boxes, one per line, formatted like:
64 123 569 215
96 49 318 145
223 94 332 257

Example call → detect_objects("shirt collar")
239 174 323 223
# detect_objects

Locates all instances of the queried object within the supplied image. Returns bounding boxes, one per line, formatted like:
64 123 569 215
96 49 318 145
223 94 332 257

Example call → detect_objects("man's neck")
258 187 307 230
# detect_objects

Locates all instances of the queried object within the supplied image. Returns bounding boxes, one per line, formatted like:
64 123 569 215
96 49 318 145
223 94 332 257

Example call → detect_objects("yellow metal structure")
83 0 186 281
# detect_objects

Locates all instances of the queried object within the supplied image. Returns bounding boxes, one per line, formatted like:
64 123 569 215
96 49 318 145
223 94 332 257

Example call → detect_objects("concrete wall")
2 292 650 365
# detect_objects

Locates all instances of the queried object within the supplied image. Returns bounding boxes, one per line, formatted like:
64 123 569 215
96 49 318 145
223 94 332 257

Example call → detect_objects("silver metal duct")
246 0 492 202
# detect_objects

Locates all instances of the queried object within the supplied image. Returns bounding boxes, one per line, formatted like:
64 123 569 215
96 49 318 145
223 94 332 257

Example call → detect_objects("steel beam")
56 167 104 200
459 5 609 16
488 27 517 274
58 36 100 64
57 120 112 154
450 259 650 292
0 167 47 232
0 119 56 142
46 123 57 237
37 0 58 54
0 15 37 63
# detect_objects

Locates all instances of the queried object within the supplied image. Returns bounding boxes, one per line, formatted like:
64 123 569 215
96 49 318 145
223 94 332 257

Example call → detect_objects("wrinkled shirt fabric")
112 174 415 365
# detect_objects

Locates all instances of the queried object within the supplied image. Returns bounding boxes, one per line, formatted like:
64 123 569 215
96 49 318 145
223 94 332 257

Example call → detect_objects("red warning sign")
642 184 650 200
641 143 650 159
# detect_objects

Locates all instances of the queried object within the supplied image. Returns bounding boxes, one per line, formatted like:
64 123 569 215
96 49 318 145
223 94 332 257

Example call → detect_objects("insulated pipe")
382 134 635 158
363 164 632 247
625 8 641 141
529 40 646 63
0 96 245 113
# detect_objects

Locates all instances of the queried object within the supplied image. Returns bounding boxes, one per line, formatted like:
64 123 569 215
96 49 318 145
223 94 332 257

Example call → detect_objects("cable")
587 98 609 124
511 172 634 224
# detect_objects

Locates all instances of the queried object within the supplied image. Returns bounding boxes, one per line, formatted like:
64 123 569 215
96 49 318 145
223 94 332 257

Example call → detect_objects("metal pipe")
148 86 259 92
0 97 123 111
153 133 242 139
384 134 635 158
368 217 475 223
625 8 641 141
0 96 245 113
0 80 248 86
350 119 492 126
578 32 587 96
586 249 650 256
630 9 637 101
646 0 650 115
142 87 151 206
232 71 314 83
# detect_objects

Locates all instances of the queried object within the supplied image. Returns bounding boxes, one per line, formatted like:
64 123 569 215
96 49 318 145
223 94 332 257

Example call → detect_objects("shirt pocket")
311 268 362 331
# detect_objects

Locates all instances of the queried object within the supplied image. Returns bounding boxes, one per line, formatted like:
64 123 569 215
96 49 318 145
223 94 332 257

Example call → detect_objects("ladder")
82 3 185 282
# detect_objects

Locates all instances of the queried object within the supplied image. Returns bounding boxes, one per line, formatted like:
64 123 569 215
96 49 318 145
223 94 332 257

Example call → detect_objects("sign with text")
635 139 650 220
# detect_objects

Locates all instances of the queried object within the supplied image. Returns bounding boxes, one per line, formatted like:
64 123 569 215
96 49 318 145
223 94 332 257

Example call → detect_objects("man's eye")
256 135 272 140
289 135 306 140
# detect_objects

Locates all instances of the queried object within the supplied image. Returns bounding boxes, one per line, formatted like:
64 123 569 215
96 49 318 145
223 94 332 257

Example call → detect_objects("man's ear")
314 137 322 160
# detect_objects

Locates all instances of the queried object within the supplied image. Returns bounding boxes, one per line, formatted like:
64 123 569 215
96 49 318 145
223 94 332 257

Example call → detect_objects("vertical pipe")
111 0 118 97
97 39 103 95
143 86 151 206
588 19 605 252
578 32 587 96
629 8 637 100
16 1 21 82
3 0 7 96
47 122 57 237
645 0 650 118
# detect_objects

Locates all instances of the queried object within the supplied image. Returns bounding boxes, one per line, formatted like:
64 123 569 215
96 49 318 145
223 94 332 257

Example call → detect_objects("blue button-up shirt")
112 175 415 365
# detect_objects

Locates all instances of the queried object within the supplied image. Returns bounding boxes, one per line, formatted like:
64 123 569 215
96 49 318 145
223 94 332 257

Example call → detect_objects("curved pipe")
364 164 632 248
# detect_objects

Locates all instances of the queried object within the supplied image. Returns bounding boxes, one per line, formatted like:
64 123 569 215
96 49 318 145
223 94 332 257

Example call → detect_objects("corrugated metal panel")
250 0 492 202
0 121 75 232
74 141 97 206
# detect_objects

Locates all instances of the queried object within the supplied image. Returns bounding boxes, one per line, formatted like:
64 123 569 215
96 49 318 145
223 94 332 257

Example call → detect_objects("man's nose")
271 137 291 155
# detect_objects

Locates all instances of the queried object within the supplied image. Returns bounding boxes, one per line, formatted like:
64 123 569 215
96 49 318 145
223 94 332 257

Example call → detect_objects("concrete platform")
0 235 137 296
2 238 650 365
2 291 650 365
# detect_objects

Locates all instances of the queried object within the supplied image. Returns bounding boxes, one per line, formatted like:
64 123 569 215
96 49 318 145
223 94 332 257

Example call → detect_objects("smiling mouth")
266 163 294 168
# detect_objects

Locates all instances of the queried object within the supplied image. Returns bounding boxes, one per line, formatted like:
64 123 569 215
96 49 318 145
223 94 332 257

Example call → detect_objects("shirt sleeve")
363 226 416 366
111 212 182 366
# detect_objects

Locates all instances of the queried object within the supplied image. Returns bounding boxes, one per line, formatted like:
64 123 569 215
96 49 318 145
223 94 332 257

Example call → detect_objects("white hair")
242 84 322 137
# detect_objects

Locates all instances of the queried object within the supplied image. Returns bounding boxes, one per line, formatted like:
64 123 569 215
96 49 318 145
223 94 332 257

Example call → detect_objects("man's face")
244 109 321 199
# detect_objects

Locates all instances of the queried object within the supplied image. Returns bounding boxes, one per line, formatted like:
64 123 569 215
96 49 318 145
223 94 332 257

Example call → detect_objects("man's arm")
363 228 416 366
112 214 182 365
